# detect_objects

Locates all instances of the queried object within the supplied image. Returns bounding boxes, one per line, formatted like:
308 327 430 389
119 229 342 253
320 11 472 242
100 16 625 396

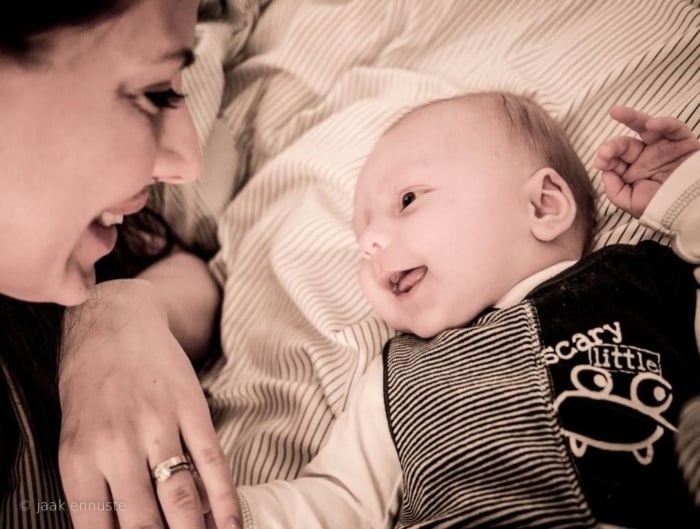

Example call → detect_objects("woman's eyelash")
144 88 186 109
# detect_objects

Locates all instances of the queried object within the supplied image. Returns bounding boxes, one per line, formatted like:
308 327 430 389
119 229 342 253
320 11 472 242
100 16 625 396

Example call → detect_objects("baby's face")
353 101 535 338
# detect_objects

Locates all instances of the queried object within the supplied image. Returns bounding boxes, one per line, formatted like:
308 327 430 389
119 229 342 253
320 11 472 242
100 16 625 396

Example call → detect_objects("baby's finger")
595 136 644 173
645 115 697 142
601 170 632 212
609 105 654 136
593 154 628 178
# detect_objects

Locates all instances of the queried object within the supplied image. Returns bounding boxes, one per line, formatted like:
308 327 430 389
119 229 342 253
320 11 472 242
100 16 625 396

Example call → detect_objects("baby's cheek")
358 264 392 320
357 263 375 302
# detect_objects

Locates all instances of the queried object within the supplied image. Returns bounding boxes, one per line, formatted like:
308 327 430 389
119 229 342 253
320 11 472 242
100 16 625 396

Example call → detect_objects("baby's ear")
526 168 577 242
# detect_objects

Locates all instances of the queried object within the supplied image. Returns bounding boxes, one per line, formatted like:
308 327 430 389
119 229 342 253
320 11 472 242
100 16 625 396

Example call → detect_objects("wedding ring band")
151 454 193 483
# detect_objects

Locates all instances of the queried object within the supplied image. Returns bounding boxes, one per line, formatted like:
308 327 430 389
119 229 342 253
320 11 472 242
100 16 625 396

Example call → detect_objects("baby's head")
353 91 595 338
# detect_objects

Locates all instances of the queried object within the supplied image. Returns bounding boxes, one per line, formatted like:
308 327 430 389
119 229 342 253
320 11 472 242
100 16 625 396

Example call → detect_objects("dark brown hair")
0 1 137 64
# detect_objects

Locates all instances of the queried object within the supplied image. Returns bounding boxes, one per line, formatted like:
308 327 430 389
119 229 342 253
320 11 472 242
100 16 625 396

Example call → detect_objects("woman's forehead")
44 0 197 70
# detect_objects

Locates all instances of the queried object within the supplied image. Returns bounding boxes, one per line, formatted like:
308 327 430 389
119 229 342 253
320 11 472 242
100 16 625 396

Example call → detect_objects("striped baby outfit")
385 242 700 528
385 304 596 529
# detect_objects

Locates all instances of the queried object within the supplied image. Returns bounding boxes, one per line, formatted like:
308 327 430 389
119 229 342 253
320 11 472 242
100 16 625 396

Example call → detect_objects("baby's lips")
394 266 427 294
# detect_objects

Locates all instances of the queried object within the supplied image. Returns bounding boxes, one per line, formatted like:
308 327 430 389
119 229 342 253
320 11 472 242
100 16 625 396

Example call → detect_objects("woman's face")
0 0 201 305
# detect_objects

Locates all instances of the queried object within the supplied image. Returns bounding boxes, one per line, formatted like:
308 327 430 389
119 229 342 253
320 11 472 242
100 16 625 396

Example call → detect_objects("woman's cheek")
101 119 160 194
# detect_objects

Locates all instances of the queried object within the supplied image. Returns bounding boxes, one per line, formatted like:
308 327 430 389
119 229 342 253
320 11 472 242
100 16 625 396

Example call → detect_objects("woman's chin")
54 264 97 306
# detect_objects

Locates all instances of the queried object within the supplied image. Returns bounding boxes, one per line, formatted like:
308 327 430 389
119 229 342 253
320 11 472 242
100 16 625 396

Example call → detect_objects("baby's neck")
496 240 582 307
494 259 577 309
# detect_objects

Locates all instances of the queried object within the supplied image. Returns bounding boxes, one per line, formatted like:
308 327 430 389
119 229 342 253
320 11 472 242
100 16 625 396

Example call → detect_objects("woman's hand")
58 273 241 529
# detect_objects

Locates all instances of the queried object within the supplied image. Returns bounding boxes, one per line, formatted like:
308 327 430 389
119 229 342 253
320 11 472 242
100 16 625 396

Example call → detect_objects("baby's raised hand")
594 105 700 218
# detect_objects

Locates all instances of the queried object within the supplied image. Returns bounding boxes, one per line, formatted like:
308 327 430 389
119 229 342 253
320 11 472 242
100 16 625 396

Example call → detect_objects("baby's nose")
358 224 390 260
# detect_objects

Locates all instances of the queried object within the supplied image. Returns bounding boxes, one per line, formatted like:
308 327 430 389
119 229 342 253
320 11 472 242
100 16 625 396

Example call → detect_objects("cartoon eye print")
630 372 673 415
553 366 676 465
570 365 613 395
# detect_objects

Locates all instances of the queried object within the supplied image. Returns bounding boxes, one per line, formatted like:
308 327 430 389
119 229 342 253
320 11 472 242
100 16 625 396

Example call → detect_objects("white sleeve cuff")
640 151 700 264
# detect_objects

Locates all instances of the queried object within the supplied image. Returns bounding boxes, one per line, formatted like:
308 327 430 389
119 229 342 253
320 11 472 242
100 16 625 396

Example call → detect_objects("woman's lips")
87 219 119 257
391 266 427 295
97 211 124 227
85 189 150 260
95 188 148 221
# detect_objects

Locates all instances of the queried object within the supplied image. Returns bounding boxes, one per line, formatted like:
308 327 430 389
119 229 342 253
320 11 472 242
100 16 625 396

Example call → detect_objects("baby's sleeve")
640 151 700 264
237 357 403 529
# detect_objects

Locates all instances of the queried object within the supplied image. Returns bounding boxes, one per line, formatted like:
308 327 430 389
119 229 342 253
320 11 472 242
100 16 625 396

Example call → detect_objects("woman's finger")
149 441 206 529
103 459 167 529
182 410 242 529
58 452 115 529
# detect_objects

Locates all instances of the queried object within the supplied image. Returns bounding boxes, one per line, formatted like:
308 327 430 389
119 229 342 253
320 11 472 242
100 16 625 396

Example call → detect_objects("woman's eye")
401 191 416 210
144 88 186 110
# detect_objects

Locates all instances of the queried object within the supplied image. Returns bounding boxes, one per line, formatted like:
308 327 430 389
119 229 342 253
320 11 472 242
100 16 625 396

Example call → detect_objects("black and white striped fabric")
167 0 700 485
678 396 700 508
0 361 71 529
384 305 596 529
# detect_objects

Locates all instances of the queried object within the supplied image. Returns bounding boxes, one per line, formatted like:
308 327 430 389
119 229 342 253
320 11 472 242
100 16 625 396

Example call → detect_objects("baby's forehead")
405 95 498 124
355 95 526 191
390 98 511 152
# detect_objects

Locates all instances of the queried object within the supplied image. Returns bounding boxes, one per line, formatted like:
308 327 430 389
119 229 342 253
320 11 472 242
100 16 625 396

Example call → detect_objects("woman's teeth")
96 211 124 228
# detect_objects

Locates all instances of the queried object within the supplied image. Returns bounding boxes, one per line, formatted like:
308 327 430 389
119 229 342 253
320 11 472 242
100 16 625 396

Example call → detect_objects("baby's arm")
594 105 700 218
597 108 700 508
237 358 402 529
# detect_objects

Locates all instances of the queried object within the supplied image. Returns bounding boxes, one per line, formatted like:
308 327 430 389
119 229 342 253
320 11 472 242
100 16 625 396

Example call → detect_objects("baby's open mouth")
390 266 427 295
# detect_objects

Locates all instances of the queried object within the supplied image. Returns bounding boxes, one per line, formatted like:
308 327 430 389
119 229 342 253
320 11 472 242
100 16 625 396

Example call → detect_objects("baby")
235 93 700 529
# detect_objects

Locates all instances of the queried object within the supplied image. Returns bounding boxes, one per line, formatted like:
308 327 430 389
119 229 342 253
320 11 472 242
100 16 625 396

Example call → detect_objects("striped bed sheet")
169 0 700 485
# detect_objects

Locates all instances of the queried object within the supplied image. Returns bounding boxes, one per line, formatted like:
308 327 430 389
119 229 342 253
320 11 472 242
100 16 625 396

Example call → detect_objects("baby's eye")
401 191 416 210
144 88 186 110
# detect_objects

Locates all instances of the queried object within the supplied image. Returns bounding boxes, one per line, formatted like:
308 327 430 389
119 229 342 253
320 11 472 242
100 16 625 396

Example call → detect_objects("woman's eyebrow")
156 47 196 68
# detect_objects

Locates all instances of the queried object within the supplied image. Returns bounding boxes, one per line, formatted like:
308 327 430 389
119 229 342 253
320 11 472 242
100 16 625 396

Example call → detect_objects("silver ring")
151 454 193 483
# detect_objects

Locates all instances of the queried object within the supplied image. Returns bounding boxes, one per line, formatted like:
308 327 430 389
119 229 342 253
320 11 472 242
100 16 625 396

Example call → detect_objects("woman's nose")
152 101 201 185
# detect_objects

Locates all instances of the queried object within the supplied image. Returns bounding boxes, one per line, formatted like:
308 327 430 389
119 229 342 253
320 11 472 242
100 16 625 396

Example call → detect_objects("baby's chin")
395 319 447 340
393 309 480 340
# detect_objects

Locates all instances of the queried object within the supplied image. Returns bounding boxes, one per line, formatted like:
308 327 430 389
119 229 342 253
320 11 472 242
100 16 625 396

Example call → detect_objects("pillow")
182 0 700 484
155 0 272 254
